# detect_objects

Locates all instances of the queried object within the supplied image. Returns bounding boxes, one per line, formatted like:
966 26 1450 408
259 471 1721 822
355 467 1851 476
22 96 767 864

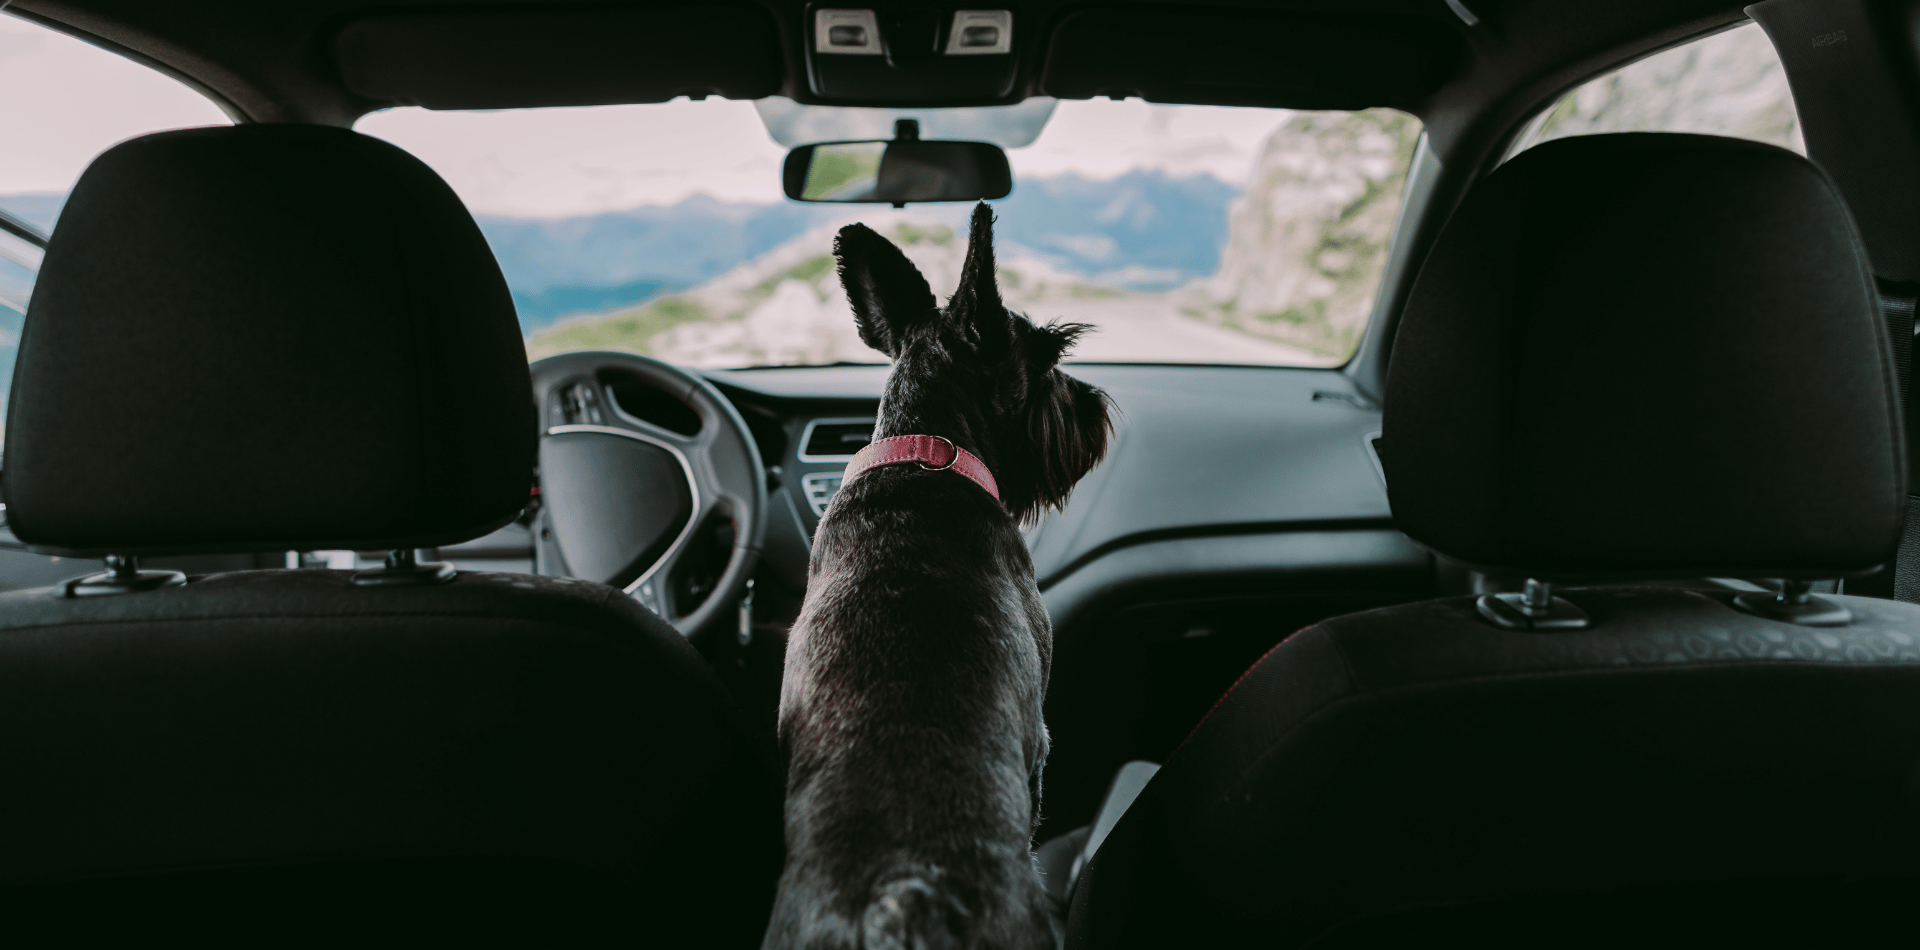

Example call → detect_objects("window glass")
0 13 230 436
1510 21 1802 156
360 99 1423 368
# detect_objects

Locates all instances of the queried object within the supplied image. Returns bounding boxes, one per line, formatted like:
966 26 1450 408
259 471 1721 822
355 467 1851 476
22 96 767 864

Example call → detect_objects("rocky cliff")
1183 21 1796 361
1187 108 1421 359
1524 22 1800 153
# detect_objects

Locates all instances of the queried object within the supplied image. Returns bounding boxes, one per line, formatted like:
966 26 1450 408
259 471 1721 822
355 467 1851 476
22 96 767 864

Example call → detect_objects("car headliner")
11 0 1750 165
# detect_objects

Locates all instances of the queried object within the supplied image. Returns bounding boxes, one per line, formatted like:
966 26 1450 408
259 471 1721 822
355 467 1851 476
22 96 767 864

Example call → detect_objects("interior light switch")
806 4 1017 100
815 9 883 55
944 10 1012 55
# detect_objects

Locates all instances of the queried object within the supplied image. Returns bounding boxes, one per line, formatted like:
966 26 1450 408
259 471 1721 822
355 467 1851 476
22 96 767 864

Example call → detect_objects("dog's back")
765 207 1110 950
770 470 1054 950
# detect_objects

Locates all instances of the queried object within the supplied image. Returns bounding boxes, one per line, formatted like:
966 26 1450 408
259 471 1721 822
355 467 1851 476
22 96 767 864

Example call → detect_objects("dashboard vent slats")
801 420 874 460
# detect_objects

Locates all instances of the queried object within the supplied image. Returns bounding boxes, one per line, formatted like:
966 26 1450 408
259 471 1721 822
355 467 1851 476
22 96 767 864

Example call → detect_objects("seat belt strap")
1885 292 1914 404
1852 290 1918 600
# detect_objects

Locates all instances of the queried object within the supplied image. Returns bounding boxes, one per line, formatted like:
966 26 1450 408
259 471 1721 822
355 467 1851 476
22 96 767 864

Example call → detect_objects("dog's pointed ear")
835 223 937 358
951 203 1010 357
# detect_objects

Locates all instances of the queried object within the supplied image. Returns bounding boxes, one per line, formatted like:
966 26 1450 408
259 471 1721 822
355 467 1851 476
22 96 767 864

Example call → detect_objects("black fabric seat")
1065 134 1919 947
0 125 781 944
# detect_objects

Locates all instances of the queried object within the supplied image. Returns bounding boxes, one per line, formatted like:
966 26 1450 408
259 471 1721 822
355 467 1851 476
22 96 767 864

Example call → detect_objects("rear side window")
0 13 228 438
1508 21 1802 156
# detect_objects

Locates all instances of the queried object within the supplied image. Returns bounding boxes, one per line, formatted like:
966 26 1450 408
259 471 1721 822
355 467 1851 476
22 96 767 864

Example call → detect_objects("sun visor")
333 4 782 110
1040 9 1465 110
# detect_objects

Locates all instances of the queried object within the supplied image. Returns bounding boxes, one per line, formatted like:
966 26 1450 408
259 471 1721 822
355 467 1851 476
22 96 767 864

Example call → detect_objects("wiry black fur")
765 205 1113 950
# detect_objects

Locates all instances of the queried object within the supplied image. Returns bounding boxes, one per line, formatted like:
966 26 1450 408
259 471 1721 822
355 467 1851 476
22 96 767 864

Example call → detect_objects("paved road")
1030 295 1335 366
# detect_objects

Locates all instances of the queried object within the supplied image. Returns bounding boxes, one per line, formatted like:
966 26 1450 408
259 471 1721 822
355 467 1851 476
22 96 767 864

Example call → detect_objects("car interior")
3 0 1919 944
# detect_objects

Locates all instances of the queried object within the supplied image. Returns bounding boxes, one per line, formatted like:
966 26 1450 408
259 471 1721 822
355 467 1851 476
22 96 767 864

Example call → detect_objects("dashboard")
706 361 1424 614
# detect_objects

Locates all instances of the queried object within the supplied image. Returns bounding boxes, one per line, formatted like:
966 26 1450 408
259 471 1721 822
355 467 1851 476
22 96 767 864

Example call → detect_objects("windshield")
360 99 1421 369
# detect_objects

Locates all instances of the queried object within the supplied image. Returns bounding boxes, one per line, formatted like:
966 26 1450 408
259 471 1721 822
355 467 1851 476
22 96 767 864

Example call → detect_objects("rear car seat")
0 125 782 944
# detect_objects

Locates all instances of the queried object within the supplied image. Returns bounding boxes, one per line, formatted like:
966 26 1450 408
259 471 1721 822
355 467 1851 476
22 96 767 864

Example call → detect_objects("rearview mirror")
783 120 1011 207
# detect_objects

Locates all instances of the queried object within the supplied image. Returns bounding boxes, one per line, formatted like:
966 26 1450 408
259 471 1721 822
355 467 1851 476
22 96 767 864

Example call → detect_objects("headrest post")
1733 578 1852 627
1476 578 1591 631
1522 578 1552 614
1780 578 1815 606
63 554 187 598
353 548 456 587
106 554 139 582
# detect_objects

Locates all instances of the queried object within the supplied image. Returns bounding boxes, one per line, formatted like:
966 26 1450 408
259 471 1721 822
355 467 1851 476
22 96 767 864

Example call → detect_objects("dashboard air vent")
801 419 874 460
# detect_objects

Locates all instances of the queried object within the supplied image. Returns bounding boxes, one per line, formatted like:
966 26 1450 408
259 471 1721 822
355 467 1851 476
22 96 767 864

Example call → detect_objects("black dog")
764 204 1113 950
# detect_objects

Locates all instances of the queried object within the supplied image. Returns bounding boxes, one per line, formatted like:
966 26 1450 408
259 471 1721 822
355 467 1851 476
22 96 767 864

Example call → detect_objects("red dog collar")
842 434 1000 503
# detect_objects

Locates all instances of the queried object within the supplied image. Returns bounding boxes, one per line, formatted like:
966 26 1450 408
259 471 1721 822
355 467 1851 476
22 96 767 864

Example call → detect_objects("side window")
0 13 228 432
1508 21 1802 156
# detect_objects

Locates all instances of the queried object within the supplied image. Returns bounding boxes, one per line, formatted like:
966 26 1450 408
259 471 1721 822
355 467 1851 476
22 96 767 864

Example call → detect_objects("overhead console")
1040 7 1466 110
325 2 1469 116
332 3 782 109
804 3 1466 109
807 5 1020 102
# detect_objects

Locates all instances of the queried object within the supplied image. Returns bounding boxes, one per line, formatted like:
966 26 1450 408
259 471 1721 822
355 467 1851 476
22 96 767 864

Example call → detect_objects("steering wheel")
529 351 767 639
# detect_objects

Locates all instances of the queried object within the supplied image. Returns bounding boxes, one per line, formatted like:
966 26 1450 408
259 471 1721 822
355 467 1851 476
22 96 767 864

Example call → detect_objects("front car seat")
0 125 781 944
1066 133 1920 947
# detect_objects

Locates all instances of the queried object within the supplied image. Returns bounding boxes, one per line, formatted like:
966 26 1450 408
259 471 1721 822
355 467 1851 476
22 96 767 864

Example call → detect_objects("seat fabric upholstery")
0 570 782 943
1068 588 1920 946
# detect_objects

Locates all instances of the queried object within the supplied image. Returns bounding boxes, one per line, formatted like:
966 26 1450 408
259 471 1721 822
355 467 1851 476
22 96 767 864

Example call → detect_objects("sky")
1 10 1292 219
0 13 229 194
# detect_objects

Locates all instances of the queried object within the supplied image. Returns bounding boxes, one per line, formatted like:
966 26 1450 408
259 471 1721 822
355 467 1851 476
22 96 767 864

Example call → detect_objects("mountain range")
0 193 61 232
990 170 1239 287
481 168 1239 330
475 196 818 328
1 168 1240 333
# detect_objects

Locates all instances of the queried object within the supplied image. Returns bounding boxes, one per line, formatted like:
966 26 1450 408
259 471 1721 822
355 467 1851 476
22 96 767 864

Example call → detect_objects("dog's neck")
874 403 994 472
872 363 1000 477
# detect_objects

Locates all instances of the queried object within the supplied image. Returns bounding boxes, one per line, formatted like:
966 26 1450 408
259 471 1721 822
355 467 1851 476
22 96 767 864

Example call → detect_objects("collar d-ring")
917 435 959 471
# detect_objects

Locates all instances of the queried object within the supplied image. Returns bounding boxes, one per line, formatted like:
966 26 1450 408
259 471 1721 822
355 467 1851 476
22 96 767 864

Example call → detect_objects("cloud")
1048 233 1118 263
357 100 790 217
1008 99 1293 186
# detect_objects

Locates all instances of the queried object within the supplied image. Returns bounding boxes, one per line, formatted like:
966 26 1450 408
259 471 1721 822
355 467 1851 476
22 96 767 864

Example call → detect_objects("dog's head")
834 203 1113 525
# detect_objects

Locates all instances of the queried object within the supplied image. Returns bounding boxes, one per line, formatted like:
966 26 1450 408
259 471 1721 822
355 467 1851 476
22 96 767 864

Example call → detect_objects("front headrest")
5 125 536 557
1383 133 1904 579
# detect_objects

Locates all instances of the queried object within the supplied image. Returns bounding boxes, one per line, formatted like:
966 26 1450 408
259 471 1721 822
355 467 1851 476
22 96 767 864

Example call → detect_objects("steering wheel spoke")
531 352 768 639
625 492 729 619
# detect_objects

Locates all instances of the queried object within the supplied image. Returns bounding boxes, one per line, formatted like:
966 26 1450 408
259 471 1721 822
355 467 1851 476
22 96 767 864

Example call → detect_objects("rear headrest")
1383 133 1904 580
5 125 535 557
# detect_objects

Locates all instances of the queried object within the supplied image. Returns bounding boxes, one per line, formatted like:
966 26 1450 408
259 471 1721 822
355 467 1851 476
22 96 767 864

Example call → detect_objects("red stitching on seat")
1171 624 1317 756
